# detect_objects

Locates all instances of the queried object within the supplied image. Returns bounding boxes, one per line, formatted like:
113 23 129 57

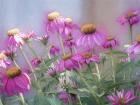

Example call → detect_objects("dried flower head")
7 28 20 36
48 11 60 21
81 24 96 34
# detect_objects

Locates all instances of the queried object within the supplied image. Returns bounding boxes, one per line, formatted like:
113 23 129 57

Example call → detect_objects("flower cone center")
62 53 72 60
48 11 60 21
0 53 6 60
81 52 92 59
106 36 114 41
7 28 20 36
120 97 126 105
126 11 136 19
65 18 72 23
136 35 140 43
6 67 21 78
81 24 96 35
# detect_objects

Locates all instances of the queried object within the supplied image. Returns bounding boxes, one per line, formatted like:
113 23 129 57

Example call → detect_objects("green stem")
0 97 3 105
19 93 26 105
20 47 37 81
77 95 83 105
57 34 65 56
129 24 133 45
27 43 38 57
95 63 101 81
110 53 115 84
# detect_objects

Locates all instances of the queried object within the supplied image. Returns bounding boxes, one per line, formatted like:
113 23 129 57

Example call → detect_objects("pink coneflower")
3 49 15 61
77 24 105 48
6 28 24 51
0 66 31 96
127 35 140 54
55 53 79 73
0 52 10 68
64 34 76 50
49 45 60 56
58 91 77 104
20 31 35 42
47 68 56 77
118 10 139 26
103 36 118 49
36 34 49 45
73 51 100 65
44 11 61 33
58 17 79 37
31 57 42 67
107 90 137 105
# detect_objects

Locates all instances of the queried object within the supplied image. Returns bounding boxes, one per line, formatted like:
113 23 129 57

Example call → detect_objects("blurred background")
0 0 140 44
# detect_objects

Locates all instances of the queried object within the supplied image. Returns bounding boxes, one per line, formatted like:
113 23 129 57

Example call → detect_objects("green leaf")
80 96 96 105
115 61 134 73
44 56 59 66
47 96 63 105
33 94 50 105
105 50 128 58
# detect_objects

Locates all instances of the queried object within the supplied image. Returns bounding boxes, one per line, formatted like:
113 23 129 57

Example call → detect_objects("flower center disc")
81 52 92 59
48 11 60 21
62 53 72 60
126 11 136 19
6 67 21 78
106 36 114 41
7 28 20 36
136 35 140 43
81 24 96 35
65 18 72 24
0 53 6 60
120 97 126 105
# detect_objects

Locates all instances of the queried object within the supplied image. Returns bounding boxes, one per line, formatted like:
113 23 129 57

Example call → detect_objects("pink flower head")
31 57 42 67
64 34 76 49
36 34 49 45
127 35 140 54
58 91 77 104
103 36 118 49
73 51 100 65
44 11 62 33
6 28 24 51
55 53 79 73
58 17 79 37
107 90 137 105
77 24 105 48
0 52 11 68
118 9 139 26
47 68 56 77
3 49 15 60
0 66 31 96
20 31 35 42
49 45 60 56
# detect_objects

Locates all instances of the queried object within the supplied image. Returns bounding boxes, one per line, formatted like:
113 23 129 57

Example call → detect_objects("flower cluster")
0 9 140 105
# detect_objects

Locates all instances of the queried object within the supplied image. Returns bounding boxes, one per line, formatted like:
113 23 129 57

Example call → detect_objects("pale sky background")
0 0 140 63
0 0 140 43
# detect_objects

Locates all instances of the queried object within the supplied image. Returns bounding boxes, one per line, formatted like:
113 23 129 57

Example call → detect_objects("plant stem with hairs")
110 53 115 84
95 63 101 81
19 93 27 105
27 43 38 57
20 47 37 81
57 34 65 56
0 97 3 105
129 24 133 45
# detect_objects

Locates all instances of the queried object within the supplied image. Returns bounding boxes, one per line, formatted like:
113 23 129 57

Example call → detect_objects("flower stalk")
20 47 37 81
19 93 26 105
95 63 101 81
